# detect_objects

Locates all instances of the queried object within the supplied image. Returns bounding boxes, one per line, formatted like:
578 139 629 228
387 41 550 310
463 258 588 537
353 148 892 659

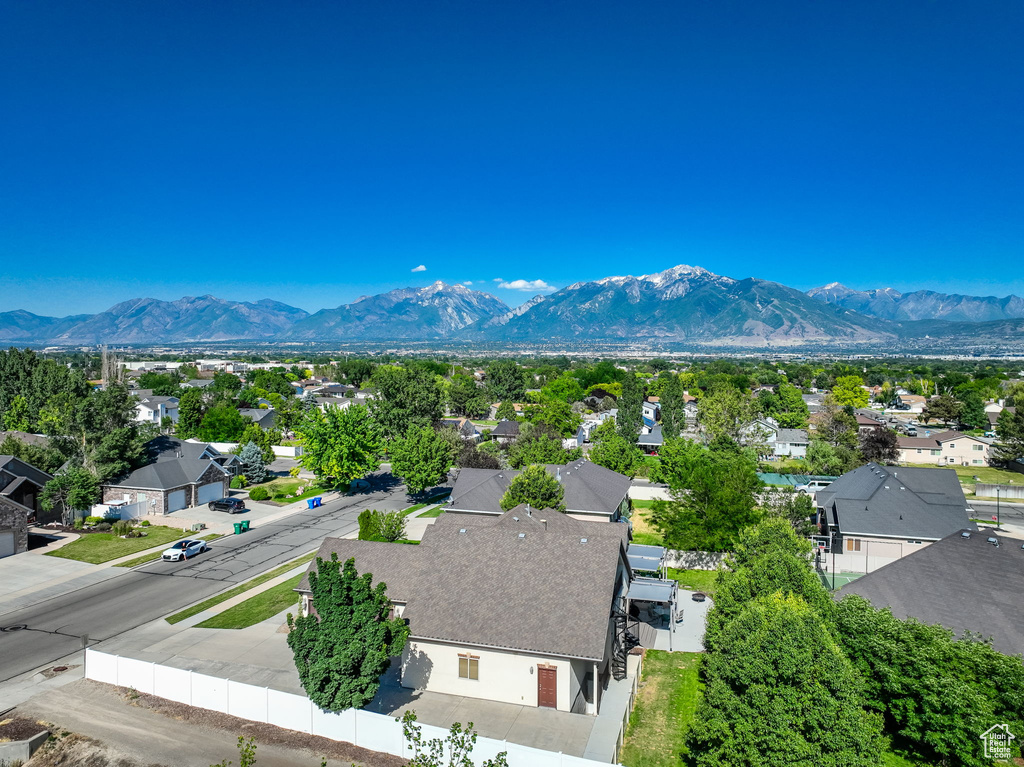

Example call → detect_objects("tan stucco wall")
401 640 577 712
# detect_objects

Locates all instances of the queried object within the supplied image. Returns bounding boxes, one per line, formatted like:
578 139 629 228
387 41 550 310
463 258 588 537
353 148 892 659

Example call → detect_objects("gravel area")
0 715 48 741
118 687 405 767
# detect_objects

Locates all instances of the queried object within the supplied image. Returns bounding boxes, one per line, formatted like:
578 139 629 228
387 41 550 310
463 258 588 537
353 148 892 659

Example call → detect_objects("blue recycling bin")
306 498 316 509
313 496 323 508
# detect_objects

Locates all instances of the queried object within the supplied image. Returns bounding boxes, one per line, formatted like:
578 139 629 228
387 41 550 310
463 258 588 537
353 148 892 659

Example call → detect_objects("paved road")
0 473 421 684
969 498 1024 522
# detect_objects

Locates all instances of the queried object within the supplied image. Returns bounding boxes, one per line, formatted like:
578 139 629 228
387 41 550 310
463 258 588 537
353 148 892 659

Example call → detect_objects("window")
846 539 861 552
973 444 984 451
906 540 922 545
930 449 941 456
916 449 922 454
458 654 479 680
973 459 983 465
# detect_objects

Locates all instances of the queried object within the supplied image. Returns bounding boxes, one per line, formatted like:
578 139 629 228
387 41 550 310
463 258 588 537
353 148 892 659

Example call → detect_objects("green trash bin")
233 522 242 535
240 519 251 532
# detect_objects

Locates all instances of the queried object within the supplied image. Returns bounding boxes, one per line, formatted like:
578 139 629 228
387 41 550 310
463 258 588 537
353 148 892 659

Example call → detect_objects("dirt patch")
39 665 79 679
25 730 164 767
0 716 48 742
117 687 405 767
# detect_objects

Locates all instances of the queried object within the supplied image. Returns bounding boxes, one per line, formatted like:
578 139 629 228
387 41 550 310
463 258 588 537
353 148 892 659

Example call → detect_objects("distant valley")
2 267 1022 349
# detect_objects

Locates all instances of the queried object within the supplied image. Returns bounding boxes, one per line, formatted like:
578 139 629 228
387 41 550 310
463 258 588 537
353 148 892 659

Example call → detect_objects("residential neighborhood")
2 349 1023 767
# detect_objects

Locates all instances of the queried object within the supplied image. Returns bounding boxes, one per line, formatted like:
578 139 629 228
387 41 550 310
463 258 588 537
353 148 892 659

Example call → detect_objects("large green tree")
588 432 644 478
507 423 576 468
650 438 762 551
836 595 1024 767
993 405 1024 465
286 555 409 711
685 593 883 767
696 385 759 444
486 360 527 403
295 404 382 487
832 375 869 409
389 426 454 494
616 374 644 442
500 464 565 512
922 394 962 427
369 366 444 440
236 441 269 484
175 388 205 439
659 373 684 439
41 467 100 526
197 403 247 442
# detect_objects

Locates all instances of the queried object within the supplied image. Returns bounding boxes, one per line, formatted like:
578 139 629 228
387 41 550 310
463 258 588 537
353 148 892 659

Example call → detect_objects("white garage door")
197 482 224 505
0 531 15 559
167 490 187 512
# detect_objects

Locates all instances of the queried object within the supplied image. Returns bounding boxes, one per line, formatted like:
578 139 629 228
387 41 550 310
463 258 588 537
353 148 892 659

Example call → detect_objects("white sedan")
161 539 208 562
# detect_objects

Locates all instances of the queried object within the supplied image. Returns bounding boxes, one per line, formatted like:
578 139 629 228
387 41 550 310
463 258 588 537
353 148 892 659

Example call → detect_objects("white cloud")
492 277 503 282
497 278 555 292
462 281 473 286
411 265 427 272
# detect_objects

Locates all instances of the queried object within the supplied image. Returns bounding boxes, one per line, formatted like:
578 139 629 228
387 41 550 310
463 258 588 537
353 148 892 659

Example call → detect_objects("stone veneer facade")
0 497 30 557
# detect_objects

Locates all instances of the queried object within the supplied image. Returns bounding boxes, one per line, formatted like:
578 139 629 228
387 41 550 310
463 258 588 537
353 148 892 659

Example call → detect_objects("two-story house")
897 430 993 467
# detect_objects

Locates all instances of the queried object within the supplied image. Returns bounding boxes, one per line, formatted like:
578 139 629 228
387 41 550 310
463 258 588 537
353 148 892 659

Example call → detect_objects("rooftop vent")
961 531 971 539
580 537 588 544
987 537 999 546
512 516 519 522
459 528 467 534
518 532 526 539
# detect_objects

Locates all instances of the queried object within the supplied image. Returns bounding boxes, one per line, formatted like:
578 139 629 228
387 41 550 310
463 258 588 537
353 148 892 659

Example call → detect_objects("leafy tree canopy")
295 404 382 488
500 464 565 512
369 366 444 440
389 426 454 494
287 555 409 711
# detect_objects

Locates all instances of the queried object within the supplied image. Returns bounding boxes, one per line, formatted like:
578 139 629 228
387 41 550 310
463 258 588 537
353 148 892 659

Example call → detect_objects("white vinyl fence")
84 650 615 767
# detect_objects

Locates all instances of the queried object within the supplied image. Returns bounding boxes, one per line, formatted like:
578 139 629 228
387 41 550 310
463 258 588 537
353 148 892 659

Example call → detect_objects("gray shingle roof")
146 436 221 463
110 459 227 491
299 510 626 660
489 420 520 438
816 463 975 541
775 428 808 444
446 461 630 516
0 455 54 488
637 425 663 446
838 529 1024 656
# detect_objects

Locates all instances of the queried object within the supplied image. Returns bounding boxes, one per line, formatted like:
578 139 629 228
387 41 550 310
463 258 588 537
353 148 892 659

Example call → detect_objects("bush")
289 466 301 478
230 474 249 489
93 522 112 532
249 486 270 501
84 516 104 526
72 517 84 530
111 519 139 537
357 509 406 542
140 519 151 526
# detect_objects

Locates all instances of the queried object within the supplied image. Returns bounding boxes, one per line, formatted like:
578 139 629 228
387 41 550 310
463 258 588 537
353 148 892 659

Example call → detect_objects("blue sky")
2 0 1022 315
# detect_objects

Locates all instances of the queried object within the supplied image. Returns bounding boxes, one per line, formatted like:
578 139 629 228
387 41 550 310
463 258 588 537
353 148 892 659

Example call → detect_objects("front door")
537 664 557 708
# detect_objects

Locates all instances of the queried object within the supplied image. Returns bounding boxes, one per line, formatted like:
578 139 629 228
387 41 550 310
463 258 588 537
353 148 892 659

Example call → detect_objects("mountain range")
1 268 1022 348
806 282 1024 322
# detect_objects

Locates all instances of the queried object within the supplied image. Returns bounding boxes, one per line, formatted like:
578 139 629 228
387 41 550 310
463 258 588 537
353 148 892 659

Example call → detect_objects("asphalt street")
969 498 1024 522
0 473 423 684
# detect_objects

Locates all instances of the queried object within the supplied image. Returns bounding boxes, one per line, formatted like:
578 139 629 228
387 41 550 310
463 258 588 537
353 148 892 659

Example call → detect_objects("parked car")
208 497 246 514
162 539 207 562
796 479 832 494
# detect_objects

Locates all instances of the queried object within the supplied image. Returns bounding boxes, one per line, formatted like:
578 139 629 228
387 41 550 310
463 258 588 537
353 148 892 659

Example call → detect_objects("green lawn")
667 568 720 597
903 463 1022 486
621 651 702 767
418 505 446 518
402 492 452 516
115 533 223 568
166 550 318 624
630 501 665 547
45 525 186 564
195 574 302 629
